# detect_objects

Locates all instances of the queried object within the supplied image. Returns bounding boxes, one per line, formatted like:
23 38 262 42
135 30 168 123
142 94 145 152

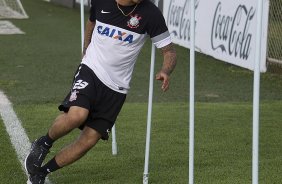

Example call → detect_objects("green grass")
0 119 26 183
11 102 282 183
0 0 282 183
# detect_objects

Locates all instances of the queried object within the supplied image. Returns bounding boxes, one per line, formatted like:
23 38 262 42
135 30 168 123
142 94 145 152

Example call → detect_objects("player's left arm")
156 43 177 92
82 19 96 57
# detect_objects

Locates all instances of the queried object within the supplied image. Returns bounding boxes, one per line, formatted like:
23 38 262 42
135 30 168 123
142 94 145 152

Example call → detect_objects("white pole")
80 0 85 52
143 43 156 184
252 0 263 183
189 0 196 183
112 124 118 155
143 2 159 183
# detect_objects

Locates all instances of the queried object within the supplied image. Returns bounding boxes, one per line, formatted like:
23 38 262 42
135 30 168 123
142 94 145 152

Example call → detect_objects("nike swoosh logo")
101 10 110 14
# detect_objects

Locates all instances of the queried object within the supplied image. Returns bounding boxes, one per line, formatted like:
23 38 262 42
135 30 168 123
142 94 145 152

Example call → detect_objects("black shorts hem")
79 118 113 141
58 93 91 112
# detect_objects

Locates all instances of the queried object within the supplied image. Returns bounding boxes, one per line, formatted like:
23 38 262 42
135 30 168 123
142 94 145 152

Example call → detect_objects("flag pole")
143 42 156 184
252 0 263 183
189 0 196 183
112 124 118 155
143 1 159 183
80 0 85 52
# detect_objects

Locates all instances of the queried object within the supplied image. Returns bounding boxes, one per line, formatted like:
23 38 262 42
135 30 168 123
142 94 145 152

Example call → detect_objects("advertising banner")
163 0 269 72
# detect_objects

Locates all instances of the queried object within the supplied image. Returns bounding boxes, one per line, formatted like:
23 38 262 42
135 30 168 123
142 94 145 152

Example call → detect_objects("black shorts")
58 64 126 140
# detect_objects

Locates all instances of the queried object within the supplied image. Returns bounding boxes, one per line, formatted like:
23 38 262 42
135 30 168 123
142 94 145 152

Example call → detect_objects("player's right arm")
82 20 96 57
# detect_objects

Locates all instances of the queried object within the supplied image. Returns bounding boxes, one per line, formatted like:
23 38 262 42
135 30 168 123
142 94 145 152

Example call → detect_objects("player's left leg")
50 125 101 167
27 126 101 184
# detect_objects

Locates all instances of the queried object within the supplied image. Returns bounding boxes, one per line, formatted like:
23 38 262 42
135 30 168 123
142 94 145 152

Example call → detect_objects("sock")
44 132 55 146
40 157 61 175
38 133 54 149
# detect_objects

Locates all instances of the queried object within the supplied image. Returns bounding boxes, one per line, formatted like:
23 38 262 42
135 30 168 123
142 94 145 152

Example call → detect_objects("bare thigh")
49 106 89 140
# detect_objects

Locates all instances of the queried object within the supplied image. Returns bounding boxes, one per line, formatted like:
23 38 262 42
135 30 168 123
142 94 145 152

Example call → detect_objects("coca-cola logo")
211 2 255 60
167 0 199 42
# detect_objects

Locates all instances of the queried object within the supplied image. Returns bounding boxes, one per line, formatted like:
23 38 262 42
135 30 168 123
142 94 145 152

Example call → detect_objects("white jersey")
82 0 171 94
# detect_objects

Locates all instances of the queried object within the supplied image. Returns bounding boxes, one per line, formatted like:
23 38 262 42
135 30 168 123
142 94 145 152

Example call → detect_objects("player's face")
117 0 143 6
132 0 143 4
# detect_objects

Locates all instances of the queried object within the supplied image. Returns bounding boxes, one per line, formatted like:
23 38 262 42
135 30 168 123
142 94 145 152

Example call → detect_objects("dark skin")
156 43 177 92
117 0 144 6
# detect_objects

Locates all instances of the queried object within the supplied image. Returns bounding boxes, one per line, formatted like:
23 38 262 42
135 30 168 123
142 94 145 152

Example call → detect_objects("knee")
65 107 89 128
77 127 101 152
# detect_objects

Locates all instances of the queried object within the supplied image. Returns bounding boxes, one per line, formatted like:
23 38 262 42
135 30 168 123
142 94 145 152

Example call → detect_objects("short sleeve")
146 7 172 48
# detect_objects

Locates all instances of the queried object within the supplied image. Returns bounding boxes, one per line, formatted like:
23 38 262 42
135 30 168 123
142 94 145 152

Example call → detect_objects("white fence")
267 0 282 65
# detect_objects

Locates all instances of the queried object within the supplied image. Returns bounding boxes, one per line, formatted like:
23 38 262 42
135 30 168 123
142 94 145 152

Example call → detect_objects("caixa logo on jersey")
97 25 134 43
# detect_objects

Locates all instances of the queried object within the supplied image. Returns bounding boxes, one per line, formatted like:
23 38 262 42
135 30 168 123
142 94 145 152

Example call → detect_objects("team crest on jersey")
69 90 78 102
127 14 142 29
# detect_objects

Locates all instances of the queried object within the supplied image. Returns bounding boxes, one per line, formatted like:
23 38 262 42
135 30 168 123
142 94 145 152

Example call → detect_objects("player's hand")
155 71 170 92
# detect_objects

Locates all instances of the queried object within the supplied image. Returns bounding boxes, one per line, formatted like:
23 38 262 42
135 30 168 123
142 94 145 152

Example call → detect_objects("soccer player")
25 0 177 183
